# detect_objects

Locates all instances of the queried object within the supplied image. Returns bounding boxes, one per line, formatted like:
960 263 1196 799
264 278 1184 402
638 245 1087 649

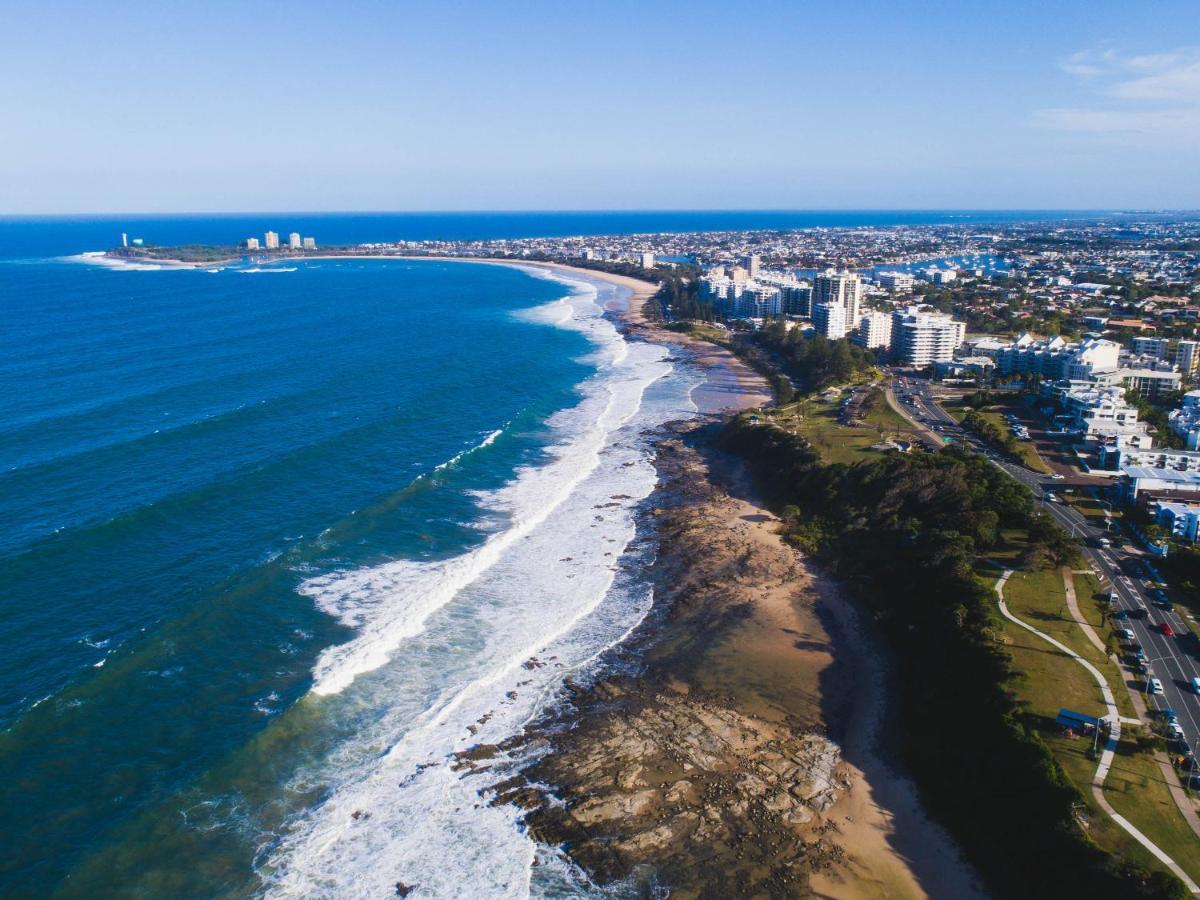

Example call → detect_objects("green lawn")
1104 742 1200 885
979 554 1199 884
765 388 920 466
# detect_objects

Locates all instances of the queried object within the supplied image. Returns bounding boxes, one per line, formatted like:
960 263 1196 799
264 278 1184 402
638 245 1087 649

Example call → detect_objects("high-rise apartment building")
853 312 893 350
264 231 280 250
812 302 848 340
812 270 862 324
891 308 965 366
288 232 301 249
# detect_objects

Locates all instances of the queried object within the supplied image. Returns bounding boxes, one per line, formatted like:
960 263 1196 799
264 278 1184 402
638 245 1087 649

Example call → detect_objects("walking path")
994 570 1199 893
1060 568 1200 842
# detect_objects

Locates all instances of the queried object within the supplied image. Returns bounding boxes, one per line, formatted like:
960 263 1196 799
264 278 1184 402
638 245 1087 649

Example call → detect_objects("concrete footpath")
995 570 1199 893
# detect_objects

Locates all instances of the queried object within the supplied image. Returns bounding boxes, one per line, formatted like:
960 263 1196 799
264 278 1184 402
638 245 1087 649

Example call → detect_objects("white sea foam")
432 426 506 473
262 271 702 898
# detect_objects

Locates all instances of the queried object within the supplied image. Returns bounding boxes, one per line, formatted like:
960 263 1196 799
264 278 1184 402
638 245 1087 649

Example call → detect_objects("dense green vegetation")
113 244 242 262
752 319 876 392
717 419 1185 899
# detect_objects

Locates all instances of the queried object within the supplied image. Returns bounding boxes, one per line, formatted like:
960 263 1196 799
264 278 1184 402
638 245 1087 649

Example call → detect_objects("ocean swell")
261 273 699 897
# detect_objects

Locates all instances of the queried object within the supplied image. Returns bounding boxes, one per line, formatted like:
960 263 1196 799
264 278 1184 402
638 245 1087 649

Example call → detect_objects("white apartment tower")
1178 340 1200 378
812 270 862 324
639 252 656 269
745 254 761 278
302 236 317 250
288 232 301 249
891 308 965 367
853 312 893 350
264 231 280 250
812 302 848 340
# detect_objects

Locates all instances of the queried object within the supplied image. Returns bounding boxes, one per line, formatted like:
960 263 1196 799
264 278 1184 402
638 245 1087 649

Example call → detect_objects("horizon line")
4 206 1196 220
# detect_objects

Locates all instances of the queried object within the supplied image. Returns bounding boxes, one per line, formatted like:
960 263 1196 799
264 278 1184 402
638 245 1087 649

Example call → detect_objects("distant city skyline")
2 0 1198 213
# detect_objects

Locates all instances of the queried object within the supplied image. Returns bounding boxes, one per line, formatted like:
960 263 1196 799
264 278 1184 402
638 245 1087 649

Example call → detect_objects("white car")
1149 678 1164 694
1050 473 1065 480
1120 628 1135 641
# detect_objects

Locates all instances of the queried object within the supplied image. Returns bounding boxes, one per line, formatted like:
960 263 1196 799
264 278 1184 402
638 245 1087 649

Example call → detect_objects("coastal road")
890 374 1200 766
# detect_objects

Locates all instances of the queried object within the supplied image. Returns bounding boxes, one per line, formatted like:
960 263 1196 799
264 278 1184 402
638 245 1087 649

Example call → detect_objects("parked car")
1149 678 1164 694
1159 622 1175 638
1051 473 1065 480
1120 628 1136 641
1190 676 1200 695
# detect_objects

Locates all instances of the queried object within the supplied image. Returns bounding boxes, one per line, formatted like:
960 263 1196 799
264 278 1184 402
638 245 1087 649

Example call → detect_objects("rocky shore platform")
449 421 980 898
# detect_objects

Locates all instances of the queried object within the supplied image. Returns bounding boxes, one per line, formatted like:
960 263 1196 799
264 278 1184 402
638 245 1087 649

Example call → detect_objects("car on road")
1168 722 1185 739
1159 622 1175 638
1050 473 1064 480
1119 628 1135 641
1129 607 1149 619
1114 608 1129 619
1191 676 1200 695
1149 677 1164 694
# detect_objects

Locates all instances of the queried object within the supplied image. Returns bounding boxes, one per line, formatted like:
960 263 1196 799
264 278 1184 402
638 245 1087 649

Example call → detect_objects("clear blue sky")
3 0 1198 213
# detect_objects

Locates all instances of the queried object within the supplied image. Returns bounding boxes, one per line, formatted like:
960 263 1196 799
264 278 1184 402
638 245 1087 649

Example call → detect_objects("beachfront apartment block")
853 311 893 350
288 232 301 249
302 237 317 250
812 301 848 339
245 237 260 250
890 308 965 366
812 270 862 324
264 231 280 250
639 252 656 269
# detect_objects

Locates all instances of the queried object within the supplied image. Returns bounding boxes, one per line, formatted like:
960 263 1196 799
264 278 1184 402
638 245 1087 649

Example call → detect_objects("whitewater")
260 272 701 898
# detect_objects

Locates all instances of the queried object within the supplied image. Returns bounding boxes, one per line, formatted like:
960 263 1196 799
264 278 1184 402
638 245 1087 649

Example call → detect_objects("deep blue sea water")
0 211 1114 897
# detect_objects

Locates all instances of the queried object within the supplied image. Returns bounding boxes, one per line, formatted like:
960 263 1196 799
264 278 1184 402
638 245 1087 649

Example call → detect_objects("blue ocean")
0 211 1096 897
